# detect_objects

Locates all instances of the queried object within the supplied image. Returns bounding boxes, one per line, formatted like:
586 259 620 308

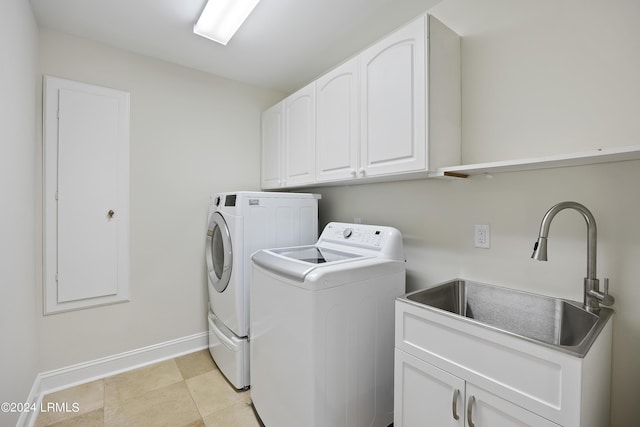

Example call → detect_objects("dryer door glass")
206 212 232 292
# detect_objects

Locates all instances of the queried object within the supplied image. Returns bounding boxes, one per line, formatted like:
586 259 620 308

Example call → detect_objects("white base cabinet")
394 299 612 427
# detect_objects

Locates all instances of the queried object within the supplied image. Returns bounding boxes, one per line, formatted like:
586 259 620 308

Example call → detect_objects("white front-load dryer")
206 191 319 389
207 197 245 336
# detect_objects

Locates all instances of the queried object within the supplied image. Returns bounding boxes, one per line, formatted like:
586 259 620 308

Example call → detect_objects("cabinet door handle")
467 395 476 427
107 210 115 219
452 389 460 420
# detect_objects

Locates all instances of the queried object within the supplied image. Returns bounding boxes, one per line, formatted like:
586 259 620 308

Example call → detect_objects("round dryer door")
206 211 233 293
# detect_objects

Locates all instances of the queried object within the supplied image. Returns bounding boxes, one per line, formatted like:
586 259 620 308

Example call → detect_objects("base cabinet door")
466 384 560 427
394 350 560 427
394 350 464 427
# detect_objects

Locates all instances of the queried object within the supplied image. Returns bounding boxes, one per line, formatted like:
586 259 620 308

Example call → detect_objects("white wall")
36 29 283 371
434 0 640 163
316 1 640 426
0 0 39 425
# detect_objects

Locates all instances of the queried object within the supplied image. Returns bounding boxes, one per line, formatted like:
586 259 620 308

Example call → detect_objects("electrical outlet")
474 224 491 249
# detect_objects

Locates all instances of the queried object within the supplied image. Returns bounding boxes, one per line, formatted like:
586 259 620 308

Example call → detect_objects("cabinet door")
394 349 465 427
261 102 283 189
316 57 360 183
465 384 560 427
360 16 426 177
283 82 316 187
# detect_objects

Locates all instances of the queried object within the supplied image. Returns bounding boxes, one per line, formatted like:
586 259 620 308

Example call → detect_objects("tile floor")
35 350 262 427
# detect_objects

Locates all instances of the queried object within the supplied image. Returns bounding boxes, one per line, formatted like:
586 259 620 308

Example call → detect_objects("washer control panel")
317 222 404 261
324 223 384 248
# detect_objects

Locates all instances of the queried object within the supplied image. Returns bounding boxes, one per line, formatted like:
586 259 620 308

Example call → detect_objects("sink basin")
401 279 613 357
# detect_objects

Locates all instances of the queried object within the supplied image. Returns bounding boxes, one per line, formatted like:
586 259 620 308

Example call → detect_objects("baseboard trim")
18 332 208 427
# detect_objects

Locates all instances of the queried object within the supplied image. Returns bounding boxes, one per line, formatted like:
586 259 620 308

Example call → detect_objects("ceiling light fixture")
193 0 261 46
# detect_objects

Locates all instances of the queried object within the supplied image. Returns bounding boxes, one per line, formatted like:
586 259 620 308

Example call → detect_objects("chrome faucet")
531 201 614 314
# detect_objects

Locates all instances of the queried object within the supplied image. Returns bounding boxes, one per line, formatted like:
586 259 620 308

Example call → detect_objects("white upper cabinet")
283 82 316 187
261 83 316 189
360 16 427 178
261 14 460 189
316 57 360 183
261 102 283 189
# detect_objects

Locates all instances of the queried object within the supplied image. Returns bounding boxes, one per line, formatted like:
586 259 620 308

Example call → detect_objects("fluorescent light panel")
194 0 261 45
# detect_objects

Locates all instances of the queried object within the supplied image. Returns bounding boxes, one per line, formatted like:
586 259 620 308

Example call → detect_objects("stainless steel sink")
401 279 613 357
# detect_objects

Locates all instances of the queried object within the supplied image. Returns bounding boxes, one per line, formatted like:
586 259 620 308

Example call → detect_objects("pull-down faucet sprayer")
532 201 614 314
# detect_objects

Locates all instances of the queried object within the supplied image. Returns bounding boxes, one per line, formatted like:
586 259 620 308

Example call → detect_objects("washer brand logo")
249 199 260 206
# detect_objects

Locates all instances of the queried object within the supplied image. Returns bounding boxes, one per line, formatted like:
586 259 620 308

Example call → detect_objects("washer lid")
275 246 361 264
251 246 368 282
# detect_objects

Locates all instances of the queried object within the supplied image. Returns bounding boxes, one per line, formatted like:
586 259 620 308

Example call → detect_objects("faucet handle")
586 277 615 308
601 278 615 306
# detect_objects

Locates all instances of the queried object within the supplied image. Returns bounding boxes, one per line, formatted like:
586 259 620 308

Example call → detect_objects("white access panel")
43 76 130 314
57 89 119 301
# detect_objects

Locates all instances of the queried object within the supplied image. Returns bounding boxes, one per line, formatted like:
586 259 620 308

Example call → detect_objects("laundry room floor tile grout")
34 349 262 427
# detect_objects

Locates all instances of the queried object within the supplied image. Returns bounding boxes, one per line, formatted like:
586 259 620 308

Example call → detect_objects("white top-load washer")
250 222 405 427
206 191 319 389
